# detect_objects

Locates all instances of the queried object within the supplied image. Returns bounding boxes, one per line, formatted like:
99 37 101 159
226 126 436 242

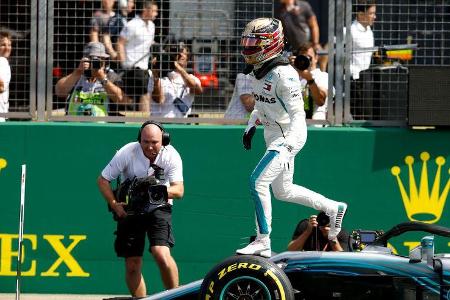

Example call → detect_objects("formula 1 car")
145 222 450 300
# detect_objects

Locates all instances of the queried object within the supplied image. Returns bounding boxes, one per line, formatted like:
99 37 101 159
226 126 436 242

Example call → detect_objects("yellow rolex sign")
0 158 7 173
391 152 450 224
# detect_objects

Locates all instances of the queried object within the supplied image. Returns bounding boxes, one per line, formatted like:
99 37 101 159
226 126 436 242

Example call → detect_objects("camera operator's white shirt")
101 142 183 205
120 15 155 70
350 20 374 80
151 71 200 118
251 64 307 149
0 57 11 122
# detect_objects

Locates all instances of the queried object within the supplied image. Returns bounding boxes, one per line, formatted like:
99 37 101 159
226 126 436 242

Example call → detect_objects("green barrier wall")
0 122 449 295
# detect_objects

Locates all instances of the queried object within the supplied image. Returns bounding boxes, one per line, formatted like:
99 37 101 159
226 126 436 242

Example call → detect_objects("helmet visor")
241 36 265 47
242 46 261 56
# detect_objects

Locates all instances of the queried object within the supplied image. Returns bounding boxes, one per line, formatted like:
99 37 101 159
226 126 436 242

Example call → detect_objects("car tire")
199 255 294 300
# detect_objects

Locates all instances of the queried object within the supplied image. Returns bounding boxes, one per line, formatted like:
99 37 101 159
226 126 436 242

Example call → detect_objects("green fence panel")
0 123 449 295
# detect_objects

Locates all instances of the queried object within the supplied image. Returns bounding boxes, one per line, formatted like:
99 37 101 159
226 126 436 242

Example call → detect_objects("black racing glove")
242 126 256 150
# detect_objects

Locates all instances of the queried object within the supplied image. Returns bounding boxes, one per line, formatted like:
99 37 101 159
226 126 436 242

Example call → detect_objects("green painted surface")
0 122 449 294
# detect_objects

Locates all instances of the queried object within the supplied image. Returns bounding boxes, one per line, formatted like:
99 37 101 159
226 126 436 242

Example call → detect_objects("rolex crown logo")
391 152 450 224
0 157 7 174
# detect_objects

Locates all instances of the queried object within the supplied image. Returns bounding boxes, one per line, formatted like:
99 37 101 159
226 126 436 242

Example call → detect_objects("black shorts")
114 205 174 257
122 68 149 100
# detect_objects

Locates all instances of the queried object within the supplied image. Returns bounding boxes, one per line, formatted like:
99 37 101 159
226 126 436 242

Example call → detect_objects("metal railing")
1 0 449 126
331 0 450 126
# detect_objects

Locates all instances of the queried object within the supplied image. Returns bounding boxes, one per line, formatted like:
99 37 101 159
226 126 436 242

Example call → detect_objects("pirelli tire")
199 255 294 300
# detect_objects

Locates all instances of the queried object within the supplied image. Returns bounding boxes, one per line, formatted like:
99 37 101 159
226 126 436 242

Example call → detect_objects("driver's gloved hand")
243 126 256 150
242 110 259 150
277 143 293 171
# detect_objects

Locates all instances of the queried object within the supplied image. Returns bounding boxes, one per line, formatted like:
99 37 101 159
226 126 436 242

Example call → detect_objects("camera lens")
91 57 102 69
148 184 168 205
151 191 162 202
317 211 330 227
294 54 311 71
83 69 92 78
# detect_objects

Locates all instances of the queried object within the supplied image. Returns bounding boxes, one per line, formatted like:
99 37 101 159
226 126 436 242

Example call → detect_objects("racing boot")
236 235 271 258
328 202 347 241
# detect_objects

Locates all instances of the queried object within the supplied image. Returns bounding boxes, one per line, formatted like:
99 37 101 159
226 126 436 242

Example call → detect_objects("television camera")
110 165 168 219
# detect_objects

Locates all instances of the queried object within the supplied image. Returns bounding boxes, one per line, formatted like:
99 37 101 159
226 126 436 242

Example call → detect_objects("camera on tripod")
294 54 311 71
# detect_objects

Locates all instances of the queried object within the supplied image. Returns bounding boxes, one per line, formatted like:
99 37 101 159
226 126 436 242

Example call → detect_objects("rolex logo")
391 152 450 224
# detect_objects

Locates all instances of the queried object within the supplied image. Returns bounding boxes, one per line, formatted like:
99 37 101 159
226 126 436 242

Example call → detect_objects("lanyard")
169 74 187 99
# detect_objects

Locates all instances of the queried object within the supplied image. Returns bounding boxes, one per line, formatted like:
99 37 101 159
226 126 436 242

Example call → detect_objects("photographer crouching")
287 211 349 252
97 121 184 297
290 42 331 121
55 42 130 116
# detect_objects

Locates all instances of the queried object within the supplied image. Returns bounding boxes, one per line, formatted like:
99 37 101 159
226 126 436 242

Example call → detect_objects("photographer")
291 42 330 121
55 42 128 116
97 121 184 297
288 211 349 252
150 44 203 118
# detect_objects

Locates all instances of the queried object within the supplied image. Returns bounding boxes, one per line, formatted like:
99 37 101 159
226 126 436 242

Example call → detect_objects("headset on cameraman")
137 120 171 146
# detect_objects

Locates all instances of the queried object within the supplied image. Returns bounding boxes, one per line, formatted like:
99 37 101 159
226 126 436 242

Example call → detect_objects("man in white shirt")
350 0 376 119
350 0 376 80
97 121 183 297
117 0 158 112
104 0 135 62
151 45 203 118
292 42 330 121
0 31 12 122
224 73 255 119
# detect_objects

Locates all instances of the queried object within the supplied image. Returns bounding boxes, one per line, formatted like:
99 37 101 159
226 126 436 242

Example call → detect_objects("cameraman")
97 121 184 297
288 211 349 252
55 42 128 116
291 42 330 121
150 44 203 118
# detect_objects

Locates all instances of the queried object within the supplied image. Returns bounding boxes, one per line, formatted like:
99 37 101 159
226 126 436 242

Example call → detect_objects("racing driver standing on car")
236 18 348 258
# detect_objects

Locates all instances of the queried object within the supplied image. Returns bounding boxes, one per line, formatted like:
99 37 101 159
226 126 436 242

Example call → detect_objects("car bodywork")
145 222 450 300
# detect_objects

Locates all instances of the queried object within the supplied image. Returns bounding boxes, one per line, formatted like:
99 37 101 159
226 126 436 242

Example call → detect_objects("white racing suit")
248 64 341 237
